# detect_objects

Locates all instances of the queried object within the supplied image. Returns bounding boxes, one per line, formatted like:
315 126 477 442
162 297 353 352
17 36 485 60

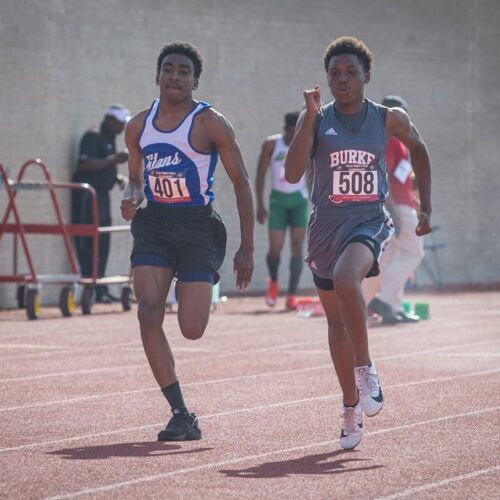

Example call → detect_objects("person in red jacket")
364 96 425 323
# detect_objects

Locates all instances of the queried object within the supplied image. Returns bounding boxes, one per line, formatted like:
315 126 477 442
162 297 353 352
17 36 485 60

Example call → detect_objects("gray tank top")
310 99 388 214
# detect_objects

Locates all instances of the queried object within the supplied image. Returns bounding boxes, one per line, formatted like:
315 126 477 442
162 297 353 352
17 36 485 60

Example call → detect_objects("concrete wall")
1 0 499 307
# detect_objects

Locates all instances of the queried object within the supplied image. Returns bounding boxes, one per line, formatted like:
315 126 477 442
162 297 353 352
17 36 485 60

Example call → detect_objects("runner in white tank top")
255 111 309 310
120 42 254 442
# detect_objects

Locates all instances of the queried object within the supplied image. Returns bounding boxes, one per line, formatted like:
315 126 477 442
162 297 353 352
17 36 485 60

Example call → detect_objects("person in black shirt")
71 104 131 303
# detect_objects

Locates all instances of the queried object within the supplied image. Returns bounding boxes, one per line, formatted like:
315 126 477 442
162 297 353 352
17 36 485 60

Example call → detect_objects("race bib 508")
329 169 378 203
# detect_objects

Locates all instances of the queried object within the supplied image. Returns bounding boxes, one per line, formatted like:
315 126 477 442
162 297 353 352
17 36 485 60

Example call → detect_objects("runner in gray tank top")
285 36 432 450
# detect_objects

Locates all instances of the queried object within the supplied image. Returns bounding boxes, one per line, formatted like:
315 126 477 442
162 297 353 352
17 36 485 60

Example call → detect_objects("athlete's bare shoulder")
194 106 236 145
125 109 149 146
195 106 231 129
127 109 149 134
385 106 410 137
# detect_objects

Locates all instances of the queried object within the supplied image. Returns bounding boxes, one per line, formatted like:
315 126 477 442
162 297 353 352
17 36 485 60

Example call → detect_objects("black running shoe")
368 297 401 325
157 410 201 441
395 311 420 323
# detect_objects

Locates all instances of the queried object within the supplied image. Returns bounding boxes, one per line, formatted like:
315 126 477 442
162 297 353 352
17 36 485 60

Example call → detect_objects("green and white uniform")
268 134 308 230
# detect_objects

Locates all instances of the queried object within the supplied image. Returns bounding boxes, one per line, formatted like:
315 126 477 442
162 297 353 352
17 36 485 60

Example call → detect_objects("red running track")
0 290 499 499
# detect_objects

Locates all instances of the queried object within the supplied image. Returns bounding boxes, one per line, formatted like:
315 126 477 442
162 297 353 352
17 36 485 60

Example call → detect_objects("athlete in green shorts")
255 112 309 309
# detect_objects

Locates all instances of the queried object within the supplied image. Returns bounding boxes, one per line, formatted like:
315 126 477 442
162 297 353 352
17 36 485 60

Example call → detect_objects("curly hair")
156 41 203 78
323 36 373 73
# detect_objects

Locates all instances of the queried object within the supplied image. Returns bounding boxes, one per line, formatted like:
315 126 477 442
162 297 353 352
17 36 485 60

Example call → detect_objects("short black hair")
284 111 300 127
156 41 203 78
323 36 373 73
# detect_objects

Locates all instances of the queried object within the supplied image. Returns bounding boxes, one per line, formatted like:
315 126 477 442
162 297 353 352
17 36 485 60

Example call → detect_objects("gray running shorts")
306 203 393 283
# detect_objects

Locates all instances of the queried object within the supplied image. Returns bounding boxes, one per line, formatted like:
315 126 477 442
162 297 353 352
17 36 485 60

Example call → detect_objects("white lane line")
0 361 331 413
461 309 500 317
0 316 480 345
0 339 325 384
120 340 325 356
119 347 212 353
2 314 495 363
169 347 212 353
437 352 500 358
0 324 308 361
0 338 321 383
1 332 496 384
284 350 327 354
375 464 500 499
0 325 133 341
206 323 296 338
185 340 324 362
0 344 69 350
379 338 500 361
2 324 497 364
0 321 291 342
1 368 499 453
44 406 500 500
1 337 499 412
0 365 145 383
0 341 139 361
0 315 494 349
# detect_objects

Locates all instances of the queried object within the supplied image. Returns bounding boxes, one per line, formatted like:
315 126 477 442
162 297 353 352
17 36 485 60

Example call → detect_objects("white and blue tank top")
310 99 388 214
139 100 218 206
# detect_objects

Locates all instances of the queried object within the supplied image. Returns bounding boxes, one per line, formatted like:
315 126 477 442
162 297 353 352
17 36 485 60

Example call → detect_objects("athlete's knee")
137 301 164 330
332 271 359 299
267 249 281 260
179 323 206 341
178 313 208 340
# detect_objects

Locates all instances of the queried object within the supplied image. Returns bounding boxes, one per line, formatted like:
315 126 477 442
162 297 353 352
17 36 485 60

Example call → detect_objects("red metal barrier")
0 159 132 319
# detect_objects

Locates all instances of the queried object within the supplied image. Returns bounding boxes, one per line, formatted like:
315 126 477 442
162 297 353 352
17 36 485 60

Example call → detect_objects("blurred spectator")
364 96 424 323
71 104 130 303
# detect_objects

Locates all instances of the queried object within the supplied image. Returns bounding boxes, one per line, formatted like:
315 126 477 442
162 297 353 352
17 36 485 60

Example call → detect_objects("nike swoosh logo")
372 388 384 403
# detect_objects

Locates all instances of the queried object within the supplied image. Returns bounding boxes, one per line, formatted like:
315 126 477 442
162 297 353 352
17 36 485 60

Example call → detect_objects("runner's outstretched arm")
205 109 254 291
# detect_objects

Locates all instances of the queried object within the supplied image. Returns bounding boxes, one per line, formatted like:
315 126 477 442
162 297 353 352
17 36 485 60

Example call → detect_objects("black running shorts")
130 202 227 284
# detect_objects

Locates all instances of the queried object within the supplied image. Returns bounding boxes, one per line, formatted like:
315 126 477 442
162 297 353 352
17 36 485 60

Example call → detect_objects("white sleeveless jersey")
139 99 218 206
269 134 307 194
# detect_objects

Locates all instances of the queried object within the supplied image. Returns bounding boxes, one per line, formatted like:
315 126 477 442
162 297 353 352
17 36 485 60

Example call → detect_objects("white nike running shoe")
355 362 384 417
339 402 363 450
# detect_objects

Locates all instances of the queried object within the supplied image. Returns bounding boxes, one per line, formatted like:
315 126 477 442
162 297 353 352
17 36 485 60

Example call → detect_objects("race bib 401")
149 173 192 203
